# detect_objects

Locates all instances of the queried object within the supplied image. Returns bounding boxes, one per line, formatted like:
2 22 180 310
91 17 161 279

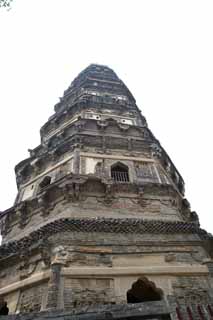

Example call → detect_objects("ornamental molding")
0 217 210 260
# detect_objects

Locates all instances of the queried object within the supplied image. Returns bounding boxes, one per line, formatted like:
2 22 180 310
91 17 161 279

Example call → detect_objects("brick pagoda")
0 64 213 319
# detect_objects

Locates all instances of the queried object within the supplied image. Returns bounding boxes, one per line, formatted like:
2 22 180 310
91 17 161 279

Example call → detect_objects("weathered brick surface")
0 301 172 319
17 282 47 313
64 278 115 309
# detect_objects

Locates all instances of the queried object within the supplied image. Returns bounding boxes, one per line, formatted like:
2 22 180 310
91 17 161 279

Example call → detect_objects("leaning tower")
0 64 213 320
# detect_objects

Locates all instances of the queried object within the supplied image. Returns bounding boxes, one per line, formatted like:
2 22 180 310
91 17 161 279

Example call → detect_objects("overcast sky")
0 0 213 235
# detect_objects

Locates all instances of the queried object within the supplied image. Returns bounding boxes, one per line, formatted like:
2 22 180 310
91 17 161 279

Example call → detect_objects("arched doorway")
127 277 163 303
111 162 129 183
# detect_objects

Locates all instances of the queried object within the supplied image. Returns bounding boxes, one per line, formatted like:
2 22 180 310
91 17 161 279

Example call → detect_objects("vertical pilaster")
73 148 80 174
46 263 64 310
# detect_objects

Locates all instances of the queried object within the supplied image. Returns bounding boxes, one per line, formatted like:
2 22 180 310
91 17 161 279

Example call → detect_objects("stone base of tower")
1 226 213 319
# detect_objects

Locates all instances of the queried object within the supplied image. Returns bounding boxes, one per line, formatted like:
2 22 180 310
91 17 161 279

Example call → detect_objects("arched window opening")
0 301 9 315
39 176 51 189
111 162 129 183
127 277 163 304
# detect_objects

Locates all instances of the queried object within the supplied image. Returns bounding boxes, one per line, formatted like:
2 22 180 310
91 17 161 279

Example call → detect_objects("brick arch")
127 277 163 303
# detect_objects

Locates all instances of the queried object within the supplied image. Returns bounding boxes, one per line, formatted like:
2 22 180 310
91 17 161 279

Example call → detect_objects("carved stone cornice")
1 173 189 239
0 217 211 261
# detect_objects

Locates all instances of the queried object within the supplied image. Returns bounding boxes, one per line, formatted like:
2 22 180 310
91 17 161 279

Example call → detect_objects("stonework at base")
0 64 213 320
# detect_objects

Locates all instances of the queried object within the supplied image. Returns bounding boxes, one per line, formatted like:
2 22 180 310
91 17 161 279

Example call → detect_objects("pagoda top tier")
53 64 137 114
40 64 146 142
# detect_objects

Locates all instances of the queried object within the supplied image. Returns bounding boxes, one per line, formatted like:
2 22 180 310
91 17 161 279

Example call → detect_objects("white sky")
0 0 213 235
